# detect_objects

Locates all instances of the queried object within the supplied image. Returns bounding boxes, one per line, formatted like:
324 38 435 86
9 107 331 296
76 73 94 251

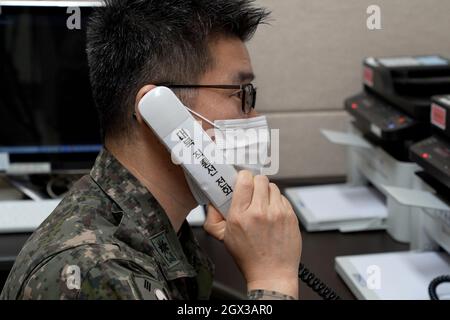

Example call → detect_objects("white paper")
0 153 9 171
0 200 206 233
7 163 51 174
345 251 450 300
365 57 378 67
415 56 449 66
382 185 450 211
439 96 450 105
378 57 420 67
287 184 387 222
370 124 382 138
0 199 61 233
321 129 372 149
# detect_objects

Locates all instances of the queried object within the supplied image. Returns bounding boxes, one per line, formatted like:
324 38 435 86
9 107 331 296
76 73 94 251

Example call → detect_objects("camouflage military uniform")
1 149 294 300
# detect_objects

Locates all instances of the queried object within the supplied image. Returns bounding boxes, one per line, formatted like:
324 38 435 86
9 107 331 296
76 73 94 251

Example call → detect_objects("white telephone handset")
138 87 342 300
137 86 238 217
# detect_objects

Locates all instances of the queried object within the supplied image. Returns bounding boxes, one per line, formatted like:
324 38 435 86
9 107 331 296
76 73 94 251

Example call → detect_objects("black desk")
0 228 408 300
0 176 409 299
193 227 408 300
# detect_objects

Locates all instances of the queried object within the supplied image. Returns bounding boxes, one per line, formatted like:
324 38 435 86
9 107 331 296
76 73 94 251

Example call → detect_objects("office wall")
6 0 449 180
248 0 450 179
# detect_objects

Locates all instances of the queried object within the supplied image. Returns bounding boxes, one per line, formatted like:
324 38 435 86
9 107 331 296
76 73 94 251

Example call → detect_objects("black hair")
86 0 270 140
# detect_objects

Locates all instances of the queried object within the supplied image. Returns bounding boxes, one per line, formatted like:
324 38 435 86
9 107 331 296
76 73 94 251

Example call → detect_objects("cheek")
202 122 216 140
209 95 243 122
196 92 241 121
221 100 243 119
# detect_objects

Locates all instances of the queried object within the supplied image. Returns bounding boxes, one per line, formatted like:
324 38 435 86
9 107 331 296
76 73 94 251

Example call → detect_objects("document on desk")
381 185 450 211
286 184 387 223
336 251 450 300
320 129 372 149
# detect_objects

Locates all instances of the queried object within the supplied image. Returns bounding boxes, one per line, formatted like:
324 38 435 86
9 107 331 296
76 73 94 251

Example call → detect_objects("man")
1 0 302 300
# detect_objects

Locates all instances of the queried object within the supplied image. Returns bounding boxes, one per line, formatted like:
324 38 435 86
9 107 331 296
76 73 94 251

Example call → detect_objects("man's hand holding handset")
204 170 302 299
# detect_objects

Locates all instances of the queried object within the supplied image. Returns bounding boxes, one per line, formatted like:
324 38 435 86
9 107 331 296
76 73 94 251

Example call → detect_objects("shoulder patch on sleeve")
133 276 170 300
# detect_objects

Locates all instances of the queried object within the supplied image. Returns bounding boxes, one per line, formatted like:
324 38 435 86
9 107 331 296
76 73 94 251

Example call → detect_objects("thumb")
203 204 226 241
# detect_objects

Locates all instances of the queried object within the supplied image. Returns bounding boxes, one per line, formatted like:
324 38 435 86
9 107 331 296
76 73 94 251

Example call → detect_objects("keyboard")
0 200 205 234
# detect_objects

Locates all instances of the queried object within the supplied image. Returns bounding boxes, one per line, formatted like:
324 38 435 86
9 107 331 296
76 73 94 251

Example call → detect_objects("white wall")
248 0 450 179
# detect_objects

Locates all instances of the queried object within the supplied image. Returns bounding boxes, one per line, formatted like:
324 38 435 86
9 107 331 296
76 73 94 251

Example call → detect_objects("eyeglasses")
156 83 257 115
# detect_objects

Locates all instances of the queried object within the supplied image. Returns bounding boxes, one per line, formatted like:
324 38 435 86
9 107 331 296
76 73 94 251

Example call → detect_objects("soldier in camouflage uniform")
1 149 295 300
1 149 215 300
1 0 302 300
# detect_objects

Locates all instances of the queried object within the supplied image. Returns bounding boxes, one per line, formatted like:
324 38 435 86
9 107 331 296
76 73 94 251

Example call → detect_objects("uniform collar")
90 148 198 280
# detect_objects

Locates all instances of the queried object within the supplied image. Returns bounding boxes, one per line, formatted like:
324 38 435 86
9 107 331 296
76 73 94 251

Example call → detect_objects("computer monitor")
0 2 103 174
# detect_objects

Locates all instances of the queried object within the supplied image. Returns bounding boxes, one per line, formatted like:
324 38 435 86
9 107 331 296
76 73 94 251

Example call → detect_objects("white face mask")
183 108 271 206
186 107 271 176
214 116 270 176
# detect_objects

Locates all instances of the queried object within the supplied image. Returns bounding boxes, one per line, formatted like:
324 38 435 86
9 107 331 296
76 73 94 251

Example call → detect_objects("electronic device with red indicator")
344 55 450 161
345 92 422 141
363 55 450 121
410 95 450 189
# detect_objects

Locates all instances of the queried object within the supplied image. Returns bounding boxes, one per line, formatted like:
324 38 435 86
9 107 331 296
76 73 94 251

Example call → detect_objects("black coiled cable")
298 263 341 300
429 275 450 300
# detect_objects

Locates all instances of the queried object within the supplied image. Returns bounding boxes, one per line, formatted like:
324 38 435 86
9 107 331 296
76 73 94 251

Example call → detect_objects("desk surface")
0 178 408 300
193 228 408 300
0 227 408 300
194 178 409 299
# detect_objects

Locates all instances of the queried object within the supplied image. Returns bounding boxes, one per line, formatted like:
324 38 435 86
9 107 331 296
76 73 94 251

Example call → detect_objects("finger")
206 204 225 223
281 195 295 213
269 183 282 206
204 205 226 241
230 170 254 212
251 175 269 209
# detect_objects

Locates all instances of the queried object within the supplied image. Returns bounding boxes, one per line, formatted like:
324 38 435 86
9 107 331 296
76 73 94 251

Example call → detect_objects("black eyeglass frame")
156 83 257 114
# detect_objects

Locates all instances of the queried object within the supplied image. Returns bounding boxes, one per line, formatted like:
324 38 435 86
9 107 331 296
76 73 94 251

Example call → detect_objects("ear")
134 84 156 122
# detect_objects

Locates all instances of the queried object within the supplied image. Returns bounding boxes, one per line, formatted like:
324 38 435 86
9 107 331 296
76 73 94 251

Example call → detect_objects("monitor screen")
0 5 101 173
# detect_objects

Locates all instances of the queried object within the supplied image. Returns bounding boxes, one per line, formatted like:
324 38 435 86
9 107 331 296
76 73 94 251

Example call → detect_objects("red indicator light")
431 103 447 130
398 117 406 124
351 103 358 109
421 153 430 159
